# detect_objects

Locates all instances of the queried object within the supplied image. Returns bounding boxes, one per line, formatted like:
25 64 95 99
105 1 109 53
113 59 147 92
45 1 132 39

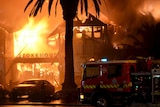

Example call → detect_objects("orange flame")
12 18 61 88
13 18 55 57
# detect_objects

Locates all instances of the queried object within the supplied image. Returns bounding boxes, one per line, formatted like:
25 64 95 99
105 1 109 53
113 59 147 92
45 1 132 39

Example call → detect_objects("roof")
48 13 107 37
74 14 106 26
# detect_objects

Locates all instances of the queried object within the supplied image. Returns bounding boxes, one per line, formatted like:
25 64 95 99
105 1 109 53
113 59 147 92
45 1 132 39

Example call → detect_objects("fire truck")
79 58 160 107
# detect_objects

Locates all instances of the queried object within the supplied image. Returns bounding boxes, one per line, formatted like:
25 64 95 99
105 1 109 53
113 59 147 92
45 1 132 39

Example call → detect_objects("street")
0 104 160 107
0 99 160 107
0 105 93 107
0 99 94 107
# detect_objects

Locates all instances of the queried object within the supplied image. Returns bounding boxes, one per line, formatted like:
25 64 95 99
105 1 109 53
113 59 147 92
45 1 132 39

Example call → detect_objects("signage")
17 53 56 58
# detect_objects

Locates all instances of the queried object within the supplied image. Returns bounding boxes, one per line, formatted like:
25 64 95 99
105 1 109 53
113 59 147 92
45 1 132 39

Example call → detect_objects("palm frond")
80 0 84 14
30 0 45 16
48 0 54 15
29 0 39 16
54 0 58 16
39 0 45 12
24 0 101 17
82 0 100 16
80 0 89 16
84 0 88 16
92 0 100 16
24 0 46 17
24 0 33 12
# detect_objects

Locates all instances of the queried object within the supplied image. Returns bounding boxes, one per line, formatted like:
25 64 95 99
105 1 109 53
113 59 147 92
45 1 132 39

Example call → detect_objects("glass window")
93 26 102 38
130 65 135 73
84 66 99 79
107 64 122 78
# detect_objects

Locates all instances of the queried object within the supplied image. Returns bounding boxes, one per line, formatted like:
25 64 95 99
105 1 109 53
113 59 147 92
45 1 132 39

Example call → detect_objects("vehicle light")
89 57 95 62
100 58 108 62
21 95 29 98
80 94 84 101
82 81 85 86
129 82 132 87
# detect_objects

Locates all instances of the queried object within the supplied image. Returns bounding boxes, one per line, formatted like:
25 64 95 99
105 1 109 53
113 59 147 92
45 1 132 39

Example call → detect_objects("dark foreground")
0 99 160 107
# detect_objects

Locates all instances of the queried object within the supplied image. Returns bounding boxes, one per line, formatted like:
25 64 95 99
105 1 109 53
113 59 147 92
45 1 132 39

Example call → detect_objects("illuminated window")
85 66 99 79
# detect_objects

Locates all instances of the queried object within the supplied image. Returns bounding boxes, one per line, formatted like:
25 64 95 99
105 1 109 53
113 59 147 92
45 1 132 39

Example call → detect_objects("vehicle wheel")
95 96 109 107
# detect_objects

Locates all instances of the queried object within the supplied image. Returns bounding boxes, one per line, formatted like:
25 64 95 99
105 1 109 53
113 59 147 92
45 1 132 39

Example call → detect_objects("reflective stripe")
83 83 132 89
100 84 120 88
83 85 96 89
123 83 132 88
123 84 128 88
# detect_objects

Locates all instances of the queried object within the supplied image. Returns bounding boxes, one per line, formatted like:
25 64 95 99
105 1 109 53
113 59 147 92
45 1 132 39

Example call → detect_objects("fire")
12 18 61 89
136 1 160 21
13 18 50 57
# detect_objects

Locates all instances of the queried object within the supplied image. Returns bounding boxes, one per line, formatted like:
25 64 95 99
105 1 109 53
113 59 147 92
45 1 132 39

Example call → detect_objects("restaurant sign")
17 53 56 58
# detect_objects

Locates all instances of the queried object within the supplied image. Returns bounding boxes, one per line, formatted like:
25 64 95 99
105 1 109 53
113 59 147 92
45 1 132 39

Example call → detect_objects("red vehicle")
80 58 160 107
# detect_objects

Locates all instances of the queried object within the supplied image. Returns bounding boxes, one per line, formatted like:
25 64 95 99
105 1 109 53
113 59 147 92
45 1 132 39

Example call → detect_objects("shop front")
4 18 64 91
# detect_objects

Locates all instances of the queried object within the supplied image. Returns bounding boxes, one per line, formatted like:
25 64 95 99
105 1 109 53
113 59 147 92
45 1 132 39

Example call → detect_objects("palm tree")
24 0 101 91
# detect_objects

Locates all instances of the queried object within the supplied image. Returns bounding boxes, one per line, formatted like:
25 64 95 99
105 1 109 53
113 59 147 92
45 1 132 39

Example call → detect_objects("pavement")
131 103 160 107
1 98 160 107
1 89 160 107
16 101 160 107
52 90 158 107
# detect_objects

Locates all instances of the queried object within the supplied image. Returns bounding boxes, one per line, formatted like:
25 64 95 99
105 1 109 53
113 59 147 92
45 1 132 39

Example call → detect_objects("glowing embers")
17 63 60 88
74 26 102 39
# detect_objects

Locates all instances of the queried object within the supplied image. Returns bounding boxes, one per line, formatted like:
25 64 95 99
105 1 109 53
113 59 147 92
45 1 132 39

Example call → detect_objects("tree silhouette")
24 0 101 91
117 13 160 59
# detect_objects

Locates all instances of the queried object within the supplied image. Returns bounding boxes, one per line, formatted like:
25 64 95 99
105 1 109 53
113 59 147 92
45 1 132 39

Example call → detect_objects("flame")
12 18 61 88
137 1 160 21
13 18 52 57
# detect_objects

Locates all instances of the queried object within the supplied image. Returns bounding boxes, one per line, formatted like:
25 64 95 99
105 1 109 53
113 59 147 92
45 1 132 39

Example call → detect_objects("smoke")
102 0 160 58
0 0 63 33
106 0 144 27
0 0 29 32
1 0 160 33
106 0 160 29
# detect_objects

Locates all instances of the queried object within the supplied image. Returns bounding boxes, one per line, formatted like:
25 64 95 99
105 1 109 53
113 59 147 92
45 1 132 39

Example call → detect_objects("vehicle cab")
80 59 137 106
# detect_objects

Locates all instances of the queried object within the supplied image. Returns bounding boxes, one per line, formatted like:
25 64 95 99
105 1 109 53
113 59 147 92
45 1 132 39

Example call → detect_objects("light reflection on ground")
1 105 93 107
16 99 62 104
0 100 93 107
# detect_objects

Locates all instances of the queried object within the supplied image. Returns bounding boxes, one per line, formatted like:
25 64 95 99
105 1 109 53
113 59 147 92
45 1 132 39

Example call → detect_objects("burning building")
1 0 160 90
1 18 62 90
48 13 108 87
0 13 107 90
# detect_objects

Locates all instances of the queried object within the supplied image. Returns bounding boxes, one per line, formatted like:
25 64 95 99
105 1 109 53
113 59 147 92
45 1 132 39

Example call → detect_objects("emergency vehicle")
79 58 160 107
